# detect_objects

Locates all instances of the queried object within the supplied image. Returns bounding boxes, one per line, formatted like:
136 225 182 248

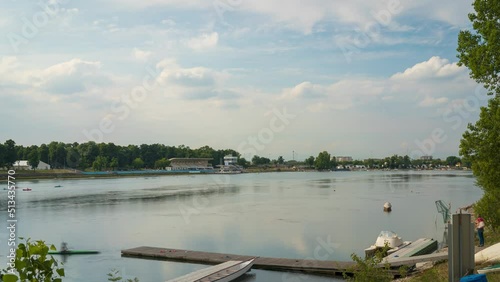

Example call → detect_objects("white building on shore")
14 160 51 170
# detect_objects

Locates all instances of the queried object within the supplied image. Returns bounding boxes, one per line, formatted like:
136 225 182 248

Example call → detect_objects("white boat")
475 242 500 264
365 231 411 257
477 264 500 274
166 258 255 282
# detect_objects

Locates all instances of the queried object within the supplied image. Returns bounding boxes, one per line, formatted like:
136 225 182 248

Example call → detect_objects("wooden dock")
121 246 449 276
122 246 355 276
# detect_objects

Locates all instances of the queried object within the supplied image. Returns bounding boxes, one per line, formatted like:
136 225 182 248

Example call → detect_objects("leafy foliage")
107 270 139 282
457 0 500 96
1 238 64 282
27 149 40 170
343 246 394 282
314 151 331 170
460 97 500 231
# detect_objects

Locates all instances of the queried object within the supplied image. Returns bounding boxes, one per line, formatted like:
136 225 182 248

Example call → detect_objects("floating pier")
384 238 439 260
122 246 355 276
121 246 447 276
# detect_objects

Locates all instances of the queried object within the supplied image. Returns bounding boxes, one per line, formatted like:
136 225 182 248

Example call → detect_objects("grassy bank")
405 224 500 281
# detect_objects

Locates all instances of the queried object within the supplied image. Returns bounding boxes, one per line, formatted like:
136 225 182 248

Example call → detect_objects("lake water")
0 170 482 281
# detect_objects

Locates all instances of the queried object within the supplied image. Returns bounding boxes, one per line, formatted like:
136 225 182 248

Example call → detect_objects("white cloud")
186 32 219 51
155 59 229 100
282 79 384 111
0 56 18 76
39 59 107 94
105 0 210 9
132 48 152 61
391 56 465 80
281 56 477 112
0 57 111 95
419 96 449 107
161 19 176 26
284 82 325 99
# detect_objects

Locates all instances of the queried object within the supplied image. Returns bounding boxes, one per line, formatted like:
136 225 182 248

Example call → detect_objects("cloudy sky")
0 0 490 160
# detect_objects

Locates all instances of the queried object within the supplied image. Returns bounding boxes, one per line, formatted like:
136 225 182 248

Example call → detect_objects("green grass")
407 226 500 281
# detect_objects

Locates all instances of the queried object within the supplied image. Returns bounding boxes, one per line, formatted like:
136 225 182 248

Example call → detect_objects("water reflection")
0 171 481 282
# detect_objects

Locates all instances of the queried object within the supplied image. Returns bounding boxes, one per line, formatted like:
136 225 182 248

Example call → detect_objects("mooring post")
448 213 475 282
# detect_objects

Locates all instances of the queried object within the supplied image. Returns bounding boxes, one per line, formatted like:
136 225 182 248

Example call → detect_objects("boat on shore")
166 258 255 282
477 264 500 274
475 242 500 264
365 231 411 257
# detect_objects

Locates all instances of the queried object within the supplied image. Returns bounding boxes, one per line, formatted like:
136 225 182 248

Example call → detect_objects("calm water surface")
0 171 481 281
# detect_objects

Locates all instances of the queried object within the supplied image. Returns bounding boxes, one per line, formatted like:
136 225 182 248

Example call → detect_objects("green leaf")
56 268 65 277
2 274 19 282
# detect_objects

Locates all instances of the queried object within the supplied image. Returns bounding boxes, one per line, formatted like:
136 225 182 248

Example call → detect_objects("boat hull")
477 264 500 274
475 242 500 264
166 258 255 282
210 259 254 282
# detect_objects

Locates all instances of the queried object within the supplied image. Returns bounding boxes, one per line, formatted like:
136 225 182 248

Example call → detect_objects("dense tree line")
1 139 464 172
252 152 463 170
0 139 239 171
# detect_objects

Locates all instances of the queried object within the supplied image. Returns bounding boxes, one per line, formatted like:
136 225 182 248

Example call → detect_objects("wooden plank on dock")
121 246 449 276
121 246 355 275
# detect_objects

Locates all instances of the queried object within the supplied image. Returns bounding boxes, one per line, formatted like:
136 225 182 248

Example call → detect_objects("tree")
315 151 331 170
277 156 284 165
251 155 270 166
305 156 315 168
92 156 108 171
4 139 17 168
38 144 49 164
154 158 170 169
132 158 144 169
1 238 64 282
237 157 249 168
109 157 119 170
66 147 80 169
446 156 462 166
27 150 40 171
457 0 500 96
460 97 500 230
0 144 6 168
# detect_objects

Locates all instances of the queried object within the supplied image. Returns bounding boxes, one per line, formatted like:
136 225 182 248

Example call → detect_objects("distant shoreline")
0 167 471 182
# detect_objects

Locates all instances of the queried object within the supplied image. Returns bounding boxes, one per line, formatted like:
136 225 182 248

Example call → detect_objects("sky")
0 0 491 161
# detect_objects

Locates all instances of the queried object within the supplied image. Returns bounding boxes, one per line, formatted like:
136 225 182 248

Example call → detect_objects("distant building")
14 160 51 170
420 156 433 161
168 158 213 171
224 155 238 166
336 156 353 162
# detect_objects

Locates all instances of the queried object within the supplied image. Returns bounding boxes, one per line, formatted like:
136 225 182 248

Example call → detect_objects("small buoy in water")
384 202 392 212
